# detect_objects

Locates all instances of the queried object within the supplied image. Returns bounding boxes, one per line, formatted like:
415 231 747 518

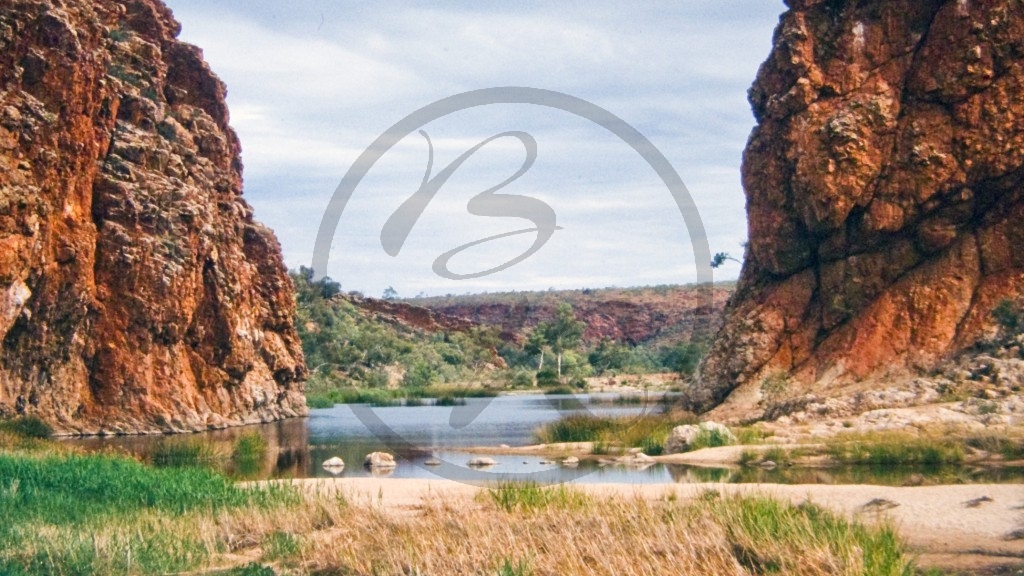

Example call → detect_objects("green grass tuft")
826 433 964 466
150 438 218 468
262 530 301 562
711 495 914 576
233 433 268 464
534 412 696 454
486 481 590 513
497 556 534 576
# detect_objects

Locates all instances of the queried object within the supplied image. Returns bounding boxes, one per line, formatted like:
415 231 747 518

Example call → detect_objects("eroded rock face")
0 0 306 434
689 0 1024 415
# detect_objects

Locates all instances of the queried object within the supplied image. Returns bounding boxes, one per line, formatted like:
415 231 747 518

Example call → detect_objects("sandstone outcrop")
0 0 306 433
690 0 1024 416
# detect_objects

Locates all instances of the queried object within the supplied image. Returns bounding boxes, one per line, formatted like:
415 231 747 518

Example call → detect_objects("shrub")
0 416 53 439
535 368 560 387
760 371 791 405
305 394 335 409
508 370 535 388
689 428 733 451
993 298 1022 337
403 362 438 388
433 395 466 407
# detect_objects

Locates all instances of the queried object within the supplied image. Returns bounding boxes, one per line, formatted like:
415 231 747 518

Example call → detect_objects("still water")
64 393 1024 486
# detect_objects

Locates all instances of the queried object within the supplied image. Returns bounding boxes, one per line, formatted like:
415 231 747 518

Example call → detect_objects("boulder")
664 425 701 454
321 457 345 469
364 452 397 468
664 422 736 454
562 456 580 466
467 457 498 467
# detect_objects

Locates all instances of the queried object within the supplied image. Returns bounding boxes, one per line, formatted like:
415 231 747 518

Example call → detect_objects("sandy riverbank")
284 477 1024 573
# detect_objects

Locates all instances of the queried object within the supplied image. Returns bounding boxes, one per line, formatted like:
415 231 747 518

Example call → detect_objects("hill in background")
293 270 734 405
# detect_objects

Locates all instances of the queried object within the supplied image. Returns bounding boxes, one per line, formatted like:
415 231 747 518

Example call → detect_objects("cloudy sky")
163 1 786 297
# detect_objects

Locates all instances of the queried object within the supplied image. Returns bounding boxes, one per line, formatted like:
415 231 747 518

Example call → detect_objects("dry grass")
294 486 912 576
1 430 914 575
0 474 916 576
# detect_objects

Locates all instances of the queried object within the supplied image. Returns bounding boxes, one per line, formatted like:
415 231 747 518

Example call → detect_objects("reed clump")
825 432 965 466
534 412 697 455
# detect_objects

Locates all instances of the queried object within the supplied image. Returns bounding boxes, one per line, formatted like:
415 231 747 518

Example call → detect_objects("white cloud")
165 0 785 295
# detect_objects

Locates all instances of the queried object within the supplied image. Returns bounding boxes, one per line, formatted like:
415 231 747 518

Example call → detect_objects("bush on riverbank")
826 432 965 466
0 416 52 439
306 385 493 408
533 412 697 454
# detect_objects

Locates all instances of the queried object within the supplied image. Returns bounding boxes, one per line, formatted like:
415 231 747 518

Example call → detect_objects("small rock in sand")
860 498 900 512
964 496 994 508
759 460 777 469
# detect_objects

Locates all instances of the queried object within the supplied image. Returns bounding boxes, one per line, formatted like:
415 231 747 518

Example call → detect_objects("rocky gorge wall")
0 0 306 434
689 0 1024 416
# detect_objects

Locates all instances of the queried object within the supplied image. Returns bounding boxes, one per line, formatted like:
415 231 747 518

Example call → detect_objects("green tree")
539 303 586 379
524 330 547 376
588 339 631 375
382 286 399 300
660 339 707 378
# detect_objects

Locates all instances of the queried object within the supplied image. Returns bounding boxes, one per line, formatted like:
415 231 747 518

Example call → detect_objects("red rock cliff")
0 0 307 434
689 0 1024 415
